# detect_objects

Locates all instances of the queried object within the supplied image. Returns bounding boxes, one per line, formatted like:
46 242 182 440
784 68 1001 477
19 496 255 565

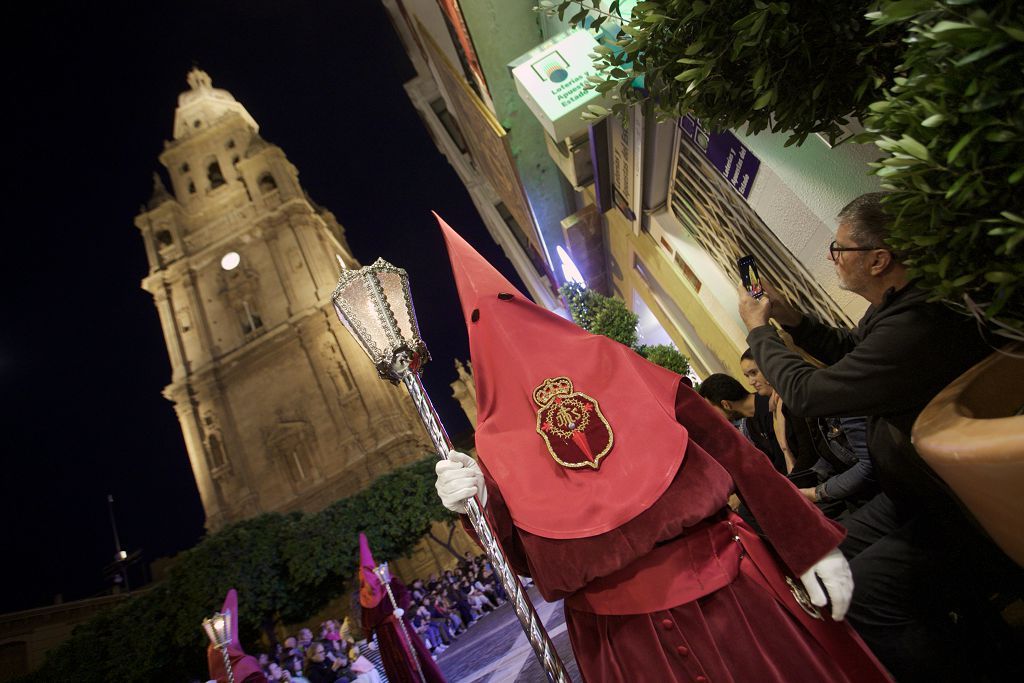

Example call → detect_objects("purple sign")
679 115 760 199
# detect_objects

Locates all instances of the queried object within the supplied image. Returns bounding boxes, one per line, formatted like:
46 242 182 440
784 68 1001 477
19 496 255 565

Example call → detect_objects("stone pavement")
432 586 583 683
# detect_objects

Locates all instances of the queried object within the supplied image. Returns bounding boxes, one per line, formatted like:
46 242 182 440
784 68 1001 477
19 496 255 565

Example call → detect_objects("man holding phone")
735 192 1011 682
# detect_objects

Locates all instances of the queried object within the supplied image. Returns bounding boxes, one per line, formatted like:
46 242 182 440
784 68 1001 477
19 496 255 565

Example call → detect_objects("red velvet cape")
362 577 447 683
468 384 892 682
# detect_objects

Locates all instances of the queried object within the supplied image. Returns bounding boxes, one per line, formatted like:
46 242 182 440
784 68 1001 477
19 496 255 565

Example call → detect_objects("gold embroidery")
533 376 614 470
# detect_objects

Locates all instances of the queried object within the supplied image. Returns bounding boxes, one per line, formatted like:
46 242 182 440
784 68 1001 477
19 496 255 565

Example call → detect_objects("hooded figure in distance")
206 589 267 683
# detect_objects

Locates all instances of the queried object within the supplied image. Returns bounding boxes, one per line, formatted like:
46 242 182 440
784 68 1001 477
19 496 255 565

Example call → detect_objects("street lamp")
202 609 234 683
331 259 570 683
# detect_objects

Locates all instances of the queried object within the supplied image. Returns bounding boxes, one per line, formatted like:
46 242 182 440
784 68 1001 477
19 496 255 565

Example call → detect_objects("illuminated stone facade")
135 70 429 530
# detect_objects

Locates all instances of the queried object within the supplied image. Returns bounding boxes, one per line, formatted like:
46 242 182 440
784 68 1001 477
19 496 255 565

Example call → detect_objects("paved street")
433 586 583 683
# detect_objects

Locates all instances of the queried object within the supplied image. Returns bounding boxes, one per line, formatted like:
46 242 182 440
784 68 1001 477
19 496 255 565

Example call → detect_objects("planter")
913 345 1024 567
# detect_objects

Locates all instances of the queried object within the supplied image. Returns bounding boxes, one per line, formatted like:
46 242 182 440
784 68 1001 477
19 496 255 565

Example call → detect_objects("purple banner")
679 115 760 199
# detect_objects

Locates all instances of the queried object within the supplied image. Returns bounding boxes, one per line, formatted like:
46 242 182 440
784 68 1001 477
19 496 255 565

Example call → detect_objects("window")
226 139 236 149
207 160 226 189
180 162 190 173
258 173 277 194
207 434 226 470
155 229 173 247
188 181 196 194
240 300 263 335
496 202 549 279
429 97 468 154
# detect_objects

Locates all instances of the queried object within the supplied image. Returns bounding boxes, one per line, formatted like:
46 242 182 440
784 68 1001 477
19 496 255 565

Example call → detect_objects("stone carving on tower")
135 69 429 530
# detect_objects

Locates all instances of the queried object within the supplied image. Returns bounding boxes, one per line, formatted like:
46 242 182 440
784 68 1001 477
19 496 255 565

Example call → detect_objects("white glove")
799 548 853 621
393 608 404 619
435 451 486 513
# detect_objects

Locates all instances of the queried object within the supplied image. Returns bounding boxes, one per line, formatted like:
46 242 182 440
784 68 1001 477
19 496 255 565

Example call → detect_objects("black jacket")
747 284 990 519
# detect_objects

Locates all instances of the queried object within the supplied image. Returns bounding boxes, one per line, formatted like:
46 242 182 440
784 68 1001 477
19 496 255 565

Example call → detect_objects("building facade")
380 0 883 389
135 70 429 530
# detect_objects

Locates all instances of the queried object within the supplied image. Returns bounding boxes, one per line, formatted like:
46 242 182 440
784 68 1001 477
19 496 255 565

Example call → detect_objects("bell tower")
135 70 427 530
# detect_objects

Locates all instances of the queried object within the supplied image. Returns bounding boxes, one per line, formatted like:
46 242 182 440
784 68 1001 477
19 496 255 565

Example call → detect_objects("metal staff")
331 259 571 683
373 564 427 683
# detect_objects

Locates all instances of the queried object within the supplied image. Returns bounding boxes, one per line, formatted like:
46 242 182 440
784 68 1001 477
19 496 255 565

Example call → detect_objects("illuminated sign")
511 30 609 141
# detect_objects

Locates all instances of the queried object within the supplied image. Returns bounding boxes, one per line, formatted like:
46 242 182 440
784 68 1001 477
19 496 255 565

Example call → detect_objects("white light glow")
556 245 586 286
220 251 241 271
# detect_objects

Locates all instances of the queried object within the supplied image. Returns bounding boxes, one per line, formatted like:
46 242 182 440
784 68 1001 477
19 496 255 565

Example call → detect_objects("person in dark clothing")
303 641 351 683
802 416 879 516
698 373 788 473
739 350 879 516
740 348 816 472
738 192 1017 682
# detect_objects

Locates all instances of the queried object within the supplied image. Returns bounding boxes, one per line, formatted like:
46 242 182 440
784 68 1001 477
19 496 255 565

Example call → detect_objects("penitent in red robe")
362 577 447 683
473 385 892 683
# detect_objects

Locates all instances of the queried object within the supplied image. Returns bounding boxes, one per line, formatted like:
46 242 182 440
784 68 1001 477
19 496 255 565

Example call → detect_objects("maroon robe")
361 577 447 683
471 385 891 683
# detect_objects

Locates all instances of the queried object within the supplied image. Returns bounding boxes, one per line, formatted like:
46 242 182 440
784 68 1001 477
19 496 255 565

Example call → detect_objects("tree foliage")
560 282 690 375
859 0 1024 338
539 0 902 145
18 456 452 683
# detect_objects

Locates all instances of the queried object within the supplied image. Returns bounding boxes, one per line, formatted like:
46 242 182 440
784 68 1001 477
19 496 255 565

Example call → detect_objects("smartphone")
737 255 764 299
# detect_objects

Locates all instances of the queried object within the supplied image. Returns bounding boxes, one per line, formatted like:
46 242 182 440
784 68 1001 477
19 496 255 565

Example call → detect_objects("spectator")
799 416 879 518
740 349 816 471
698 373 789 473
303 641 351 683
740 351 878 516
738 191 1014 681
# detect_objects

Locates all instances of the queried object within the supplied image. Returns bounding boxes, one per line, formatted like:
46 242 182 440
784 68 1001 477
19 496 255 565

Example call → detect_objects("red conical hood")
436 212 526 326
206 589 266 683
358 532 384 608
435 214 688 539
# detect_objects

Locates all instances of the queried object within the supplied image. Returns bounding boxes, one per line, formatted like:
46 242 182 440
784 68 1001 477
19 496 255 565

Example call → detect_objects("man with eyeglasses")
736 192 1014 682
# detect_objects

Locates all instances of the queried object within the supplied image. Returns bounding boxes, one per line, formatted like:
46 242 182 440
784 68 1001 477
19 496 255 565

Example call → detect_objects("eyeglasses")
829 240 885 261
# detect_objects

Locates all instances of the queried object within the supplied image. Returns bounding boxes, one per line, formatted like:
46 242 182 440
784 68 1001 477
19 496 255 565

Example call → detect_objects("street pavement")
433 586 582 683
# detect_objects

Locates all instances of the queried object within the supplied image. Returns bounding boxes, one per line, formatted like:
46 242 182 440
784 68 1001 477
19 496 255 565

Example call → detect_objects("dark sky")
0 1 527 613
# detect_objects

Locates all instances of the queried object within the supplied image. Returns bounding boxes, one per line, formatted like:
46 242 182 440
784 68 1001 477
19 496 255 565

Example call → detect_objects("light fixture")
220 252 241 271
202 609 234 683
556 245 586 286
330 258 429 382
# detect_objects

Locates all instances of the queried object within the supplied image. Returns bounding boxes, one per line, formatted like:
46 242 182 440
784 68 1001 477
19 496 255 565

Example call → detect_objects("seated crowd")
254 553 502 683
407 551 507 654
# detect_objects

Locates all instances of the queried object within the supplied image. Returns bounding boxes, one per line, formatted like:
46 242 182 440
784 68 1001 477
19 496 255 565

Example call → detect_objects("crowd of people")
249 552 501 683
406 552 507 654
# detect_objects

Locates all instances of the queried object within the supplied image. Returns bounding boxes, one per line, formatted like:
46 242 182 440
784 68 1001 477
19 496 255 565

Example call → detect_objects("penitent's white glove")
799 548 853 621
435 451 487 513
393 608 404 619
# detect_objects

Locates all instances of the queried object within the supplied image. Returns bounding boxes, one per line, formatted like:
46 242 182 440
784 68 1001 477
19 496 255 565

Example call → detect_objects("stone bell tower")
135 69 428 530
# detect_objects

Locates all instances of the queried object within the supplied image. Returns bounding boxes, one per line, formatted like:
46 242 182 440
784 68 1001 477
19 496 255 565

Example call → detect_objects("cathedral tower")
135 70 427 530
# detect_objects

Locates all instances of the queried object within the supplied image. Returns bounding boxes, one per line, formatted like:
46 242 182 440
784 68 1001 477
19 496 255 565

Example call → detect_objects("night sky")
1 1 528 613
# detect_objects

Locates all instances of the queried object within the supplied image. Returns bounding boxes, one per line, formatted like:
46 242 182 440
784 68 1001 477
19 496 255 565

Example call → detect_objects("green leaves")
560 282 691 375
23 456 453 682
861 0 1024 337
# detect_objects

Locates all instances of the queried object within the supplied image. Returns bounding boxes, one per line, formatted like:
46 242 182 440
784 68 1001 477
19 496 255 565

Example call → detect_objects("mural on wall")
670 128 854 329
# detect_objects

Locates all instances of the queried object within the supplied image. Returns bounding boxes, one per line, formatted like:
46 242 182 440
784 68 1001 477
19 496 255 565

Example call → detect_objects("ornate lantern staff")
202 609 235 683
331 259 571 683
373 563 427 683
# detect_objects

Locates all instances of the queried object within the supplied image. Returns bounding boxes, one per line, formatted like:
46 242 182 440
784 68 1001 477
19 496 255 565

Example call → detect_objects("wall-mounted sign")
510 30 608 142
608 105 643 234
679 115 760 200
